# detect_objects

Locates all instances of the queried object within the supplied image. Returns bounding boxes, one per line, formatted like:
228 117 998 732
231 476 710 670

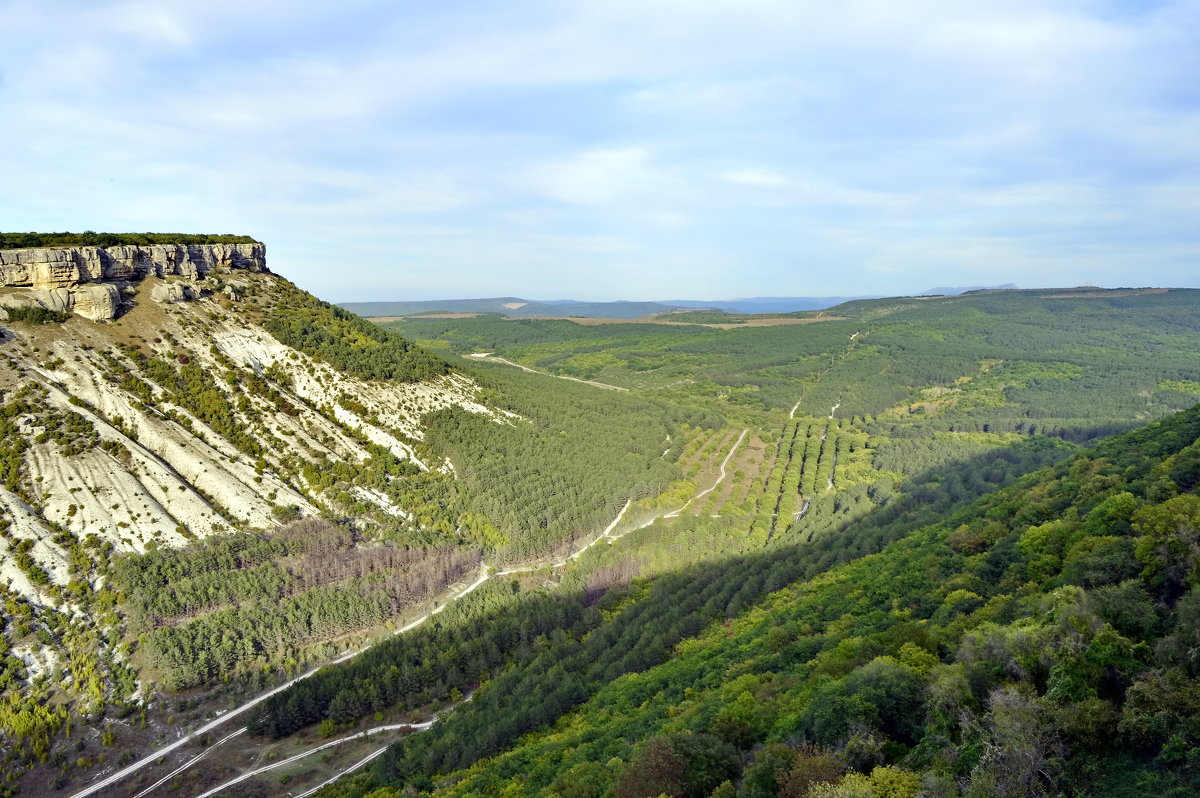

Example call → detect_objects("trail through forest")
468 353 629 391
70 495 640 798
71 416 746 798
665 429 747 518
130 728 245 798
789 331 860 418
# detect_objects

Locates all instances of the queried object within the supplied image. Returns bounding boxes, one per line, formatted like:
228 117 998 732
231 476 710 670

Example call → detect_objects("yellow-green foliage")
1160 379 1200 395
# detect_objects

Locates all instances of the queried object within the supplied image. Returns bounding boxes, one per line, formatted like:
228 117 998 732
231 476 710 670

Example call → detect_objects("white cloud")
522 148 661 206
0 0 1196 299
719 169 792 188
107 3 193 47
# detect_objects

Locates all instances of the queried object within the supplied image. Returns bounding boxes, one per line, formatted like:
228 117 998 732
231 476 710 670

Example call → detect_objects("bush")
3 305 69 324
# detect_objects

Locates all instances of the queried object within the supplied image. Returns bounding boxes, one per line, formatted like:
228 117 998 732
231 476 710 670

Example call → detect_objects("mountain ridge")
340 295 880 319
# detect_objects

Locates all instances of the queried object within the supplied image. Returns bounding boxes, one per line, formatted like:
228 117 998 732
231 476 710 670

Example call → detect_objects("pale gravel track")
73 379 746 797
665 429 748 519
130 728 246 798
289 744 392 798
467 353 628 391
190 722 433 798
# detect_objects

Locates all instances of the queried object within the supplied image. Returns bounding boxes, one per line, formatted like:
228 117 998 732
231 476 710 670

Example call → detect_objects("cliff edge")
0 242 266 321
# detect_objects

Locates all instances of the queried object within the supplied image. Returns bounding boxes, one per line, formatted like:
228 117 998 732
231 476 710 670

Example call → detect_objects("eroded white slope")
0 272 491 605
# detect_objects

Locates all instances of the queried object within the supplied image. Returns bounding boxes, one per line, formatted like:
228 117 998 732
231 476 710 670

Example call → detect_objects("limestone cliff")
0 242 266 320
0 242 265 286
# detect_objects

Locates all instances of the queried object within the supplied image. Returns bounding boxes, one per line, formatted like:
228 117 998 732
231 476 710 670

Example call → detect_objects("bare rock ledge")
0 242 265 321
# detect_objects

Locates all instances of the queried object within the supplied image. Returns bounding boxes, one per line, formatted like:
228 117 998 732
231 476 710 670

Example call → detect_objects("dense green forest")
297 399 1200 798
423 361 721 560
0 231 260 249
112 519 480 690
386 289 1200 436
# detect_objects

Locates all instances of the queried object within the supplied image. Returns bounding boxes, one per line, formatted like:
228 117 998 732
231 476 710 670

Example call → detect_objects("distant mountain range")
340 287 1021 320
659 296 878 313
341 295 883 319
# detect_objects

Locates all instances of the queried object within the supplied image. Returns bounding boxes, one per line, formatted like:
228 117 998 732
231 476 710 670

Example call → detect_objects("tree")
1134 495 1200 599
966 687 1063 798
613 733 739 798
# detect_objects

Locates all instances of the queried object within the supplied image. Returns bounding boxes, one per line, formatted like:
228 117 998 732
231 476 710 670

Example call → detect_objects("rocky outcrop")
0 284 122 321
0 242 265 321
0 242 265 288
69 284 124 321
150 282 196 303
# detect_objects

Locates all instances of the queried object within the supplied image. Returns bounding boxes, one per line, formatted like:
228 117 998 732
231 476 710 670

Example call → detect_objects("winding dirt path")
75 425 746 798
191 721 435 798
665 430 748 519
290 743 391 798
468 353 628 391
789 332 860 419
130 728 246 798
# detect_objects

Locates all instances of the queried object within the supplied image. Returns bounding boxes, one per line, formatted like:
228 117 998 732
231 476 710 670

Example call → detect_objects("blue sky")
1 1 1197 301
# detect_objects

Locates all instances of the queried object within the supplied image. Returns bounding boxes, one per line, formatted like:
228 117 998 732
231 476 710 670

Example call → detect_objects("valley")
1 245 1199 798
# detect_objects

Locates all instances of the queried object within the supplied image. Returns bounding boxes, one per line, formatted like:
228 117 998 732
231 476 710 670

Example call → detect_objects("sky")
1 1 1197 302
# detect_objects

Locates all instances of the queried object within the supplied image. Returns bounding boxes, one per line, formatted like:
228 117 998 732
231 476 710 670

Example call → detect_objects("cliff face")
0 242 266 287
0 242 265 320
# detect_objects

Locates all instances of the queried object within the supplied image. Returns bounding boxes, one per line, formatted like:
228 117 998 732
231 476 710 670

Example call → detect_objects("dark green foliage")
296 402 1200 797
112 521 479 689
613 732 740 798
263 281 448 382
2 305 69 324
799 657 925 746
0 231 258 249
141 585 395 689
248 583 593 738
424 361 717 559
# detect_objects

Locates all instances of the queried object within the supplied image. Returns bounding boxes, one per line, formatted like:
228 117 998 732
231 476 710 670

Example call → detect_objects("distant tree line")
0 231 260 249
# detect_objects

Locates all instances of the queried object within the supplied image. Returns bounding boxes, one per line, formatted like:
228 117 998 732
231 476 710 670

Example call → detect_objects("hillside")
300 397 1200 798
339 296 877 320
2 268 1198 797
0 242 700 797
386 287 1200 436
